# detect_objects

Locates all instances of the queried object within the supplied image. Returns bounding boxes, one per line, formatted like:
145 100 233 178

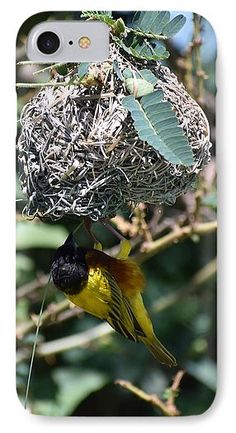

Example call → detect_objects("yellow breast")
67 267 111 319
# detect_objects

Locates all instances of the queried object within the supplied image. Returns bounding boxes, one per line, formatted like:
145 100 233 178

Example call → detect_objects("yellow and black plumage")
51 233 176 367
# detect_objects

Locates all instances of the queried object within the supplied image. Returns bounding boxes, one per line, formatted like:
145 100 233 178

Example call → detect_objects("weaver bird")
51 233 176 367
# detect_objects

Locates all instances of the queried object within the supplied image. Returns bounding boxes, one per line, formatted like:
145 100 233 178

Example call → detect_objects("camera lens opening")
37 31 60 55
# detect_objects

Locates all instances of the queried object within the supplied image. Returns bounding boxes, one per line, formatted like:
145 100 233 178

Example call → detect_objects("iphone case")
16 11 216 416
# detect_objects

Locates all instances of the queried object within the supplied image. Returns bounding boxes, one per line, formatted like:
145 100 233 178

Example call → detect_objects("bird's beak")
64 232 77 247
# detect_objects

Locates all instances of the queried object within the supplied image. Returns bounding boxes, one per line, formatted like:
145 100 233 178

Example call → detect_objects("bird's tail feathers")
141 335 177 367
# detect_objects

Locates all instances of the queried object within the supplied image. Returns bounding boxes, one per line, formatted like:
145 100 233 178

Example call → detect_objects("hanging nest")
17 44 211 221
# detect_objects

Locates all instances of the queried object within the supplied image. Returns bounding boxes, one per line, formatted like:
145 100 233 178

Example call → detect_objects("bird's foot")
94 242 103 251
116 239 131 259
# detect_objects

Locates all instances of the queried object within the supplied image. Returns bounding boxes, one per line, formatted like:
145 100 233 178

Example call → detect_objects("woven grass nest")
17 44 211 221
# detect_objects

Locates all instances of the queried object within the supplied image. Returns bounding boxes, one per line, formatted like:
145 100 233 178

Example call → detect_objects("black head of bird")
51 232 88 295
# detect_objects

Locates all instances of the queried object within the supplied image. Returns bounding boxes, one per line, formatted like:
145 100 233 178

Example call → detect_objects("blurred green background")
16 11 217 416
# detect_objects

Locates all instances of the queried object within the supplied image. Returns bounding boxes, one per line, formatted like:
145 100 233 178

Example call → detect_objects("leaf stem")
126 27 168 40
192 13 206 104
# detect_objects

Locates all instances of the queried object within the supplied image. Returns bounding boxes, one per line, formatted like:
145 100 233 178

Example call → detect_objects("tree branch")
115 370 185 416
16 299 77 339
36 322 112 357
134 220 217 264
165 370 185 414
16 274 51 299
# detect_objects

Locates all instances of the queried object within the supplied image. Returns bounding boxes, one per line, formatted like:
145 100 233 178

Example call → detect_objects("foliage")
81 10 186 61
131 11 186 39
122 90 194 166
116 37 170 61
81 11 193 167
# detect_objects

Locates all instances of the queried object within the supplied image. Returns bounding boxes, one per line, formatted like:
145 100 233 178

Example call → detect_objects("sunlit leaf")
125 78 154 97
33 368 108 416
16 222 69 249
186 359 217 391
131 11 186 38
77 63 90 79
122 90 194 166
161 15 187 37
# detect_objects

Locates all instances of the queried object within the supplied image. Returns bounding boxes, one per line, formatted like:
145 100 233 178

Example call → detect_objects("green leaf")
16 253 35 285
132 11 170 37
139 69 158 86
131 11 186 38
16 222 69 249
118 37 169 61
122 68 133 79
122 68 158 86
161 15 187 37
33 368 108 416
122 90 194 166
77 63 90 79
125 78 154 97
131 38 169 60
80 11 114 26
163 387 179 401
186 359 217 391
112 18 126 36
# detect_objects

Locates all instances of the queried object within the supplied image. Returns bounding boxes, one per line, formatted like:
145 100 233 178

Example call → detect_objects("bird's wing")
102 269 140 342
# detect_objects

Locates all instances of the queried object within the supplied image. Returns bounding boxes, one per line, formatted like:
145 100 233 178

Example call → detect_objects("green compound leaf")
123 68 158 97
125 78 154 97
122 68 158 86
131 11 186 38
112 17 126 36
130 39 169 60
138 69 158 86
161 14 187 37
118 37 170 60
122 90 194 166
80 11 114 26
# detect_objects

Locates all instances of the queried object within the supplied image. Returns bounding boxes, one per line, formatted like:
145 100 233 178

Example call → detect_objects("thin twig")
36 322 112 357
33 63 64 75
126 27 168 40
135 220 217 264
101 219 126 241
115 379 171 415
178 13 207 105
115 370 185 416
165 370 185 415
16 273 50 299
16 299 72 339
192 13 207 105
